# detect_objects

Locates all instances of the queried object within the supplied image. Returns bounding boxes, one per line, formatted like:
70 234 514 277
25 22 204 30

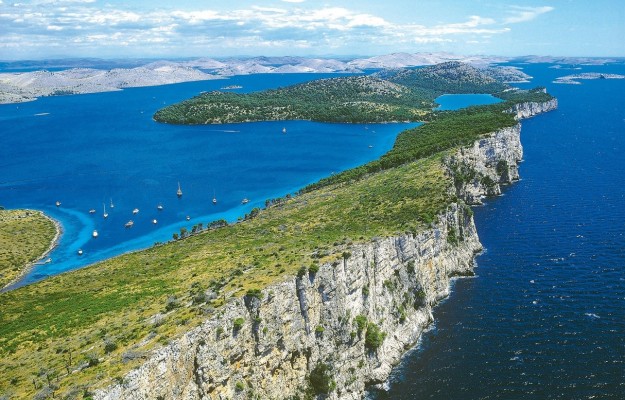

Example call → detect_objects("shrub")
354 315 368 335
235 381 245 392
308 363 335 395
245 288 263 300
365 323 386 351
233 318 245 331
103 339 117 354
308 264 319 275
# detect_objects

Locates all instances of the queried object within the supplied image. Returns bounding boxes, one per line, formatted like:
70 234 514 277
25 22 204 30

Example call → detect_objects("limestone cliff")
95 100 556 400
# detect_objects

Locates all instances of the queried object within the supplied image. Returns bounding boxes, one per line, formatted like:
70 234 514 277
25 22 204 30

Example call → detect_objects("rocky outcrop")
95 100 556 400
509 98 558 120
448 100 558 204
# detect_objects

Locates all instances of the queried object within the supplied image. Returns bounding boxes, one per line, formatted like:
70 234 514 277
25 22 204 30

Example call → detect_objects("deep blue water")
0 73 421 287
434 93 502 110
370 63 625 399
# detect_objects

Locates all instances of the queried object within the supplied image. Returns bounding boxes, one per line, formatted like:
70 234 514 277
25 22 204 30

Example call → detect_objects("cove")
0 73 419 288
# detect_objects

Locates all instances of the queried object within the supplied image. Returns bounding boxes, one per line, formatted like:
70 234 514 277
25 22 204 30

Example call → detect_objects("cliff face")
95 100 556 400
448 98 558 205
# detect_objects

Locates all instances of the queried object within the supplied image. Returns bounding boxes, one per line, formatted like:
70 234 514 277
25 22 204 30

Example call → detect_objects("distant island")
154 62 528 124
553 72 625 84
0 52 533 104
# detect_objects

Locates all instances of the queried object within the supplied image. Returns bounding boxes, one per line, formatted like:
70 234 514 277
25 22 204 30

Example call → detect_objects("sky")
0 0 623 60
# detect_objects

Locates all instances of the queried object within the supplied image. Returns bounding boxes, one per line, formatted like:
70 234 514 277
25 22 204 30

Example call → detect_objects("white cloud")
0 2 554 58
281 0 305 3
504 6 554 24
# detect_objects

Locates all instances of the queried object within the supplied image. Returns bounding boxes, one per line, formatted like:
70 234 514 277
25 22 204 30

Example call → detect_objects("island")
0 209 59 290
553 72 625 84
154 62 519 125
0 62 556 400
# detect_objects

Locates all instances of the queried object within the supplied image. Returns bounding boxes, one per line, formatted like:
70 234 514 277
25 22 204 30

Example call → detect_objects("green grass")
0 88 553 399
0 209 57 288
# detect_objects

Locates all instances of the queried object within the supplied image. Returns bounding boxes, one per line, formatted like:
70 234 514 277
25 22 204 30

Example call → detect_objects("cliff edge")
94 99 556 400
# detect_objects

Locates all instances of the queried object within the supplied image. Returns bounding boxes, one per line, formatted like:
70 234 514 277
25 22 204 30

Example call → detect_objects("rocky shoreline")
93 99 556 400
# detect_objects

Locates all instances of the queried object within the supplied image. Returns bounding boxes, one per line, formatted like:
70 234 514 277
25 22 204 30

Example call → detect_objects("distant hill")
154 61 510 125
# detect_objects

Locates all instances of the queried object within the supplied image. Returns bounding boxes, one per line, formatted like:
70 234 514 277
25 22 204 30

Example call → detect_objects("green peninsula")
0 209 58 289
154 62 508 124
0 63 554 399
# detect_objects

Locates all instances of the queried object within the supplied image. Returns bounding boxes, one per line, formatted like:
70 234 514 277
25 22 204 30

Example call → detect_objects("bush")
233 318 245 331
365 323 386 351
103 339 117 354
235 381 245 392
308 363 335 395
354 315 367 335
245 288 263 300
308 264 319 275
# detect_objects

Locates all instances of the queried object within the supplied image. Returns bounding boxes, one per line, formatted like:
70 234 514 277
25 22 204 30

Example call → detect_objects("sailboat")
157 203 163 211
103 203 109 219
282 127 287 134
92 230 98 238
110 198 115 208
177 182 183 198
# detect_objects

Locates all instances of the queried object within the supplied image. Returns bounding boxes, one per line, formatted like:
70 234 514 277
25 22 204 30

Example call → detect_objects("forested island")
153 62 523 124
0 62 555 399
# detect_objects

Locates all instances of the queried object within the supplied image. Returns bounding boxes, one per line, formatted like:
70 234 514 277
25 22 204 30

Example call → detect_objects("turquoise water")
0 73 420 288
370 63 625 398
434 93 502 110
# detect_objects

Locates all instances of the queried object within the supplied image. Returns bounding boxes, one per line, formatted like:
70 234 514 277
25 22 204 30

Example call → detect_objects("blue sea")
2 62 624 398
370 64 625 399
0 73 419 287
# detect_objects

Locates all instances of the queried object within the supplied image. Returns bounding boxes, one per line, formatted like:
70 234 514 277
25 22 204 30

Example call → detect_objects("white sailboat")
177 182 183 197
103 203 109 219
92 230 98 238
110 198 115 208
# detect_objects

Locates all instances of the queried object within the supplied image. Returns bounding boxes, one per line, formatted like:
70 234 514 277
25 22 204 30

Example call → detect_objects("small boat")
186 216 191 221
77 249 83 255
132 208 139 214
89 209 96 214
177 182 183 198
282 127 287 134
110 198 115 208
92 230 98 238
152 219 158 224
103 203 108 219
55 201 61 207
45 258 52 263
212 190 217 204
241 198 249 204
368 145 373 148
157 203 164 211
125 220 134 228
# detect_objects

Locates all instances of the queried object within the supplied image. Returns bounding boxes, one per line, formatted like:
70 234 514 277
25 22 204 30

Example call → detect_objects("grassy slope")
0 210 57 289
0 85 553 398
